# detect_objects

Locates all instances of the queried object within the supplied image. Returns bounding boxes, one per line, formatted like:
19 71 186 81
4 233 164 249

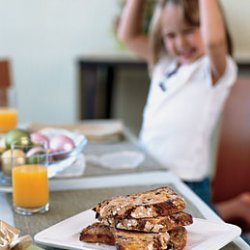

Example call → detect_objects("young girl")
118 0 237 205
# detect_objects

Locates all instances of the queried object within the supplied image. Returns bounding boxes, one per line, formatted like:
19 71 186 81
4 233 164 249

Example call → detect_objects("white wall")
221 0 250 62
0 0 250 125
0 0 120 124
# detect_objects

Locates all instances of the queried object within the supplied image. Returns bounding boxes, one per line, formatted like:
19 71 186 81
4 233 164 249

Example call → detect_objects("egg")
26 146 47 164
5 128 31 149
31 132 50 148
49 135 75 160
0 137 6 150
1 149 26 176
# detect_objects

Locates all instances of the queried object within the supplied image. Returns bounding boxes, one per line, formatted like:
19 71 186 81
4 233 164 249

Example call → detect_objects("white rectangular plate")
34 209 241 250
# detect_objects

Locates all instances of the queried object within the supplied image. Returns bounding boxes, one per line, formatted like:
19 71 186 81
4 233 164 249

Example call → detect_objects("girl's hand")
117 0 151 62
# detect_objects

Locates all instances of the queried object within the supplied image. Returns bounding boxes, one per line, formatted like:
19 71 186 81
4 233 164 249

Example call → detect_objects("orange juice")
0 108 18 133
12 165 49 208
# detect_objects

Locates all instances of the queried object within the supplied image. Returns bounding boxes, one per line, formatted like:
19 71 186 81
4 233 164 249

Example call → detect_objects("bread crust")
168 227 187 250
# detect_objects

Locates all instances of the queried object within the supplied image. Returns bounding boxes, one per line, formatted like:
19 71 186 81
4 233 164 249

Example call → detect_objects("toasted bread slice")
101 211 192 233
79 222 115 245
168 227 187 250
79 222 187 250
112 228 170 250
94 187 186 220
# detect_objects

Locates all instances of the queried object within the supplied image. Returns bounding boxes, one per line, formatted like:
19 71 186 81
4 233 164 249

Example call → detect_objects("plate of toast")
34 186 241 250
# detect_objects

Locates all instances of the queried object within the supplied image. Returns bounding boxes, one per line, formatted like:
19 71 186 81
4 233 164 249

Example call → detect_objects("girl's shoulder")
201 55 237 88
217 55 238 87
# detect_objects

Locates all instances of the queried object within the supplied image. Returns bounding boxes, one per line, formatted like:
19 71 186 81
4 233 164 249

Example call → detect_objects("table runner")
0 128 165 191
7 184 239 250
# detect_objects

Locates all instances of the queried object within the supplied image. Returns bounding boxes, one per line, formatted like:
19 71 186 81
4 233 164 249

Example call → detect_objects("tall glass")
0 87 18 134
11 142 50 215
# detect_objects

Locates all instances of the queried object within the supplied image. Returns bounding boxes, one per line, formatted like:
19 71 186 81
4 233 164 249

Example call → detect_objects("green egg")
27 152 47 164
5 128 32 150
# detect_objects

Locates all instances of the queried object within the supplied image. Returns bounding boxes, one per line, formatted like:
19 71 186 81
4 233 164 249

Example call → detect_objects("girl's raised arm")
117 0 151 62
199 0 228 84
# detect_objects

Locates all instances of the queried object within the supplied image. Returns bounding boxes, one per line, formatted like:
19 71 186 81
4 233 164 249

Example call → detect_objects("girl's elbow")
117 32 135 47
205 38 227 53
117 29 128 43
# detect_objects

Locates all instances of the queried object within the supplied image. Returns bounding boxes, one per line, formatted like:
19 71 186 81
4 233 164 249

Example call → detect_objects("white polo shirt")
139 55 237 181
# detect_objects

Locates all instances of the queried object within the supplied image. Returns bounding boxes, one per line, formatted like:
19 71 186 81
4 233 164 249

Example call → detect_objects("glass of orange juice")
0 88 18 134
11 142 50 215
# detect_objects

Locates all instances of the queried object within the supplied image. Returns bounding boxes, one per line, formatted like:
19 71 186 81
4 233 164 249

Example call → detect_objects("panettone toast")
101 211 192 233
79 222 169 250
79 222 188 250
94 187 186 220
79 222 115 245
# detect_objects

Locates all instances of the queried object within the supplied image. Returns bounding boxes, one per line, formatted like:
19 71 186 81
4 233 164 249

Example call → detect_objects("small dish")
86 151 145 170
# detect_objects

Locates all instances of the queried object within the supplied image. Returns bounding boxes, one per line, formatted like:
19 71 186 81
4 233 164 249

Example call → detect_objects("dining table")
0 120 249 250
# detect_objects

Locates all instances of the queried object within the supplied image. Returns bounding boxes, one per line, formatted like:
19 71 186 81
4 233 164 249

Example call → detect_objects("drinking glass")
0 87 18 134
11 142 50 215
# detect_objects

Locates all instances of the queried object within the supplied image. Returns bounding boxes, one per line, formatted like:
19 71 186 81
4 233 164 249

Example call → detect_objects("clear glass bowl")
0 128 88 184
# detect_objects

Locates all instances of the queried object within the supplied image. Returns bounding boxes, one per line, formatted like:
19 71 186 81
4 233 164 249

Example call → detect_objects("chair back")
0 59 12 106
0 60 11 88
212 78 250 202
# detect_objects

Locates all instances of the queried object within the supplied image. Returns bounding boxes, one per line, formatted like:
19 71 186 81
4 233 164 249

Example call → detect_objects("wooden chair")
212 77 250 203
0 59 12 106
212 78 250 233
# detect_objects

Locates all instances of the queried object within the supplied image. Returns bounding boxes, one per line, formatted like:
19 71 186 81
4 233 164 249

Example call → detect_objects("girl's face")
161 3 205 65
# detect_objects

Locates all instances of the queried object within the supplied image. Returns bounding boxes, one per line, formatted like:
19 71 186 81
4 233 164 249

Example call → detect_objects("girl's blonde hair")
149 0 232 68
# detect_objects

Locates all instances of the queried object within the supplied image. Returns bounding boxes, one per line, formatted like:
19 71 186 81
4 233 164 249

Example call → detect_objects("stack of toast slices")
79 186 193 250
